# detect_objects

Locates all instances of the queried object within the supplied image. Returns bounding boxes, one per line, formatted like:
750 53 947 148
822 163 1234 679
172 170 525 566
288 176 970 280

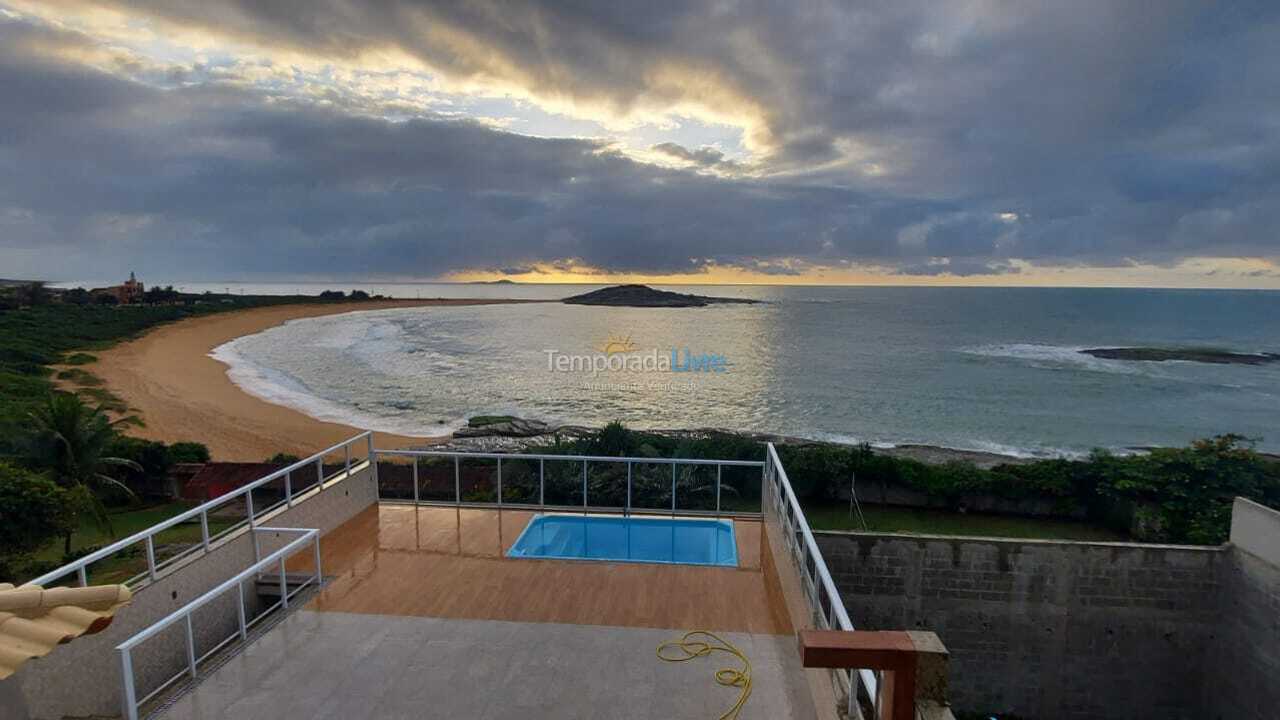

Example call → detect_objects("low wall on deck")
1205 498 1280 720
815 530 1223 720
10 462 378 720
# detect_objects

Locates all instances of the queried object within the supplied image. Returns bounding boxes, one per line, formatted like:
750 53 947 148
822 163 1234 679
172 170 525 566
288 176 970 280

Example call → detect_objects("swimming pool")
507 514 738 567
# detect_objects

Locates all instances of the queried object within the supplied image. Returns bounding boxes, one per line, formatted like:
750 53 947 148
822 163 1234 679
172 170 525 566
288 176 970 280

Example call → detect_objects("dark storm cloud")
0 19 927 277
650 143 744 174
4 1 1280 279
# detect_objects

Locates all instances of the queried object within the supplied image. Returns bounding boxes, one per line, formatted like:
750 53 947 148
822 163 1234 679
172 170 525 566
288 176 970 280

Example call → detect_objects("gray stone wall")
10 462 378 720
815 531 1223 720
1204 499 1280 720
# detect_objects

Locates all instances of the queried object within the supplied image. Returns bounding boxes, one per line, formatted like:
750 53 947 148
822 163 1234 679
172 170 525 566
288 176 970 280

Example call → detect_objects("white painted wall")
1229 496 1280 566
10 464 377 720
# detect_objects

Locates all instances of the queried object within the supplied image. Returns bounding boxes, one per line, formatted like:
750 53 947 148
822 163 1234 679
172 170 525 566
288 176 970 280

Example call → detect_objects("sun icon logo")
596 334 638 354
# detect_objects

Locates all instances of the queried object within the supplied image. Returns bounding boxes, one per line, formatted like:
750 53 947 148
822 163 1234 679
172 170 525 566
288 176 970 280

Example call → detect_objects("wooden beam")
798 629 948 720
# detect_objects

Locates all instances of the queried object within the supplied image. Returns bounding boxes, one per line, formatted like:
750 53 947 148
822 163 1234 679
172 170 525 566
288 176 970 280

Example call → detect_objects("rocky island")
562 284 758 307
1081 347 1280 365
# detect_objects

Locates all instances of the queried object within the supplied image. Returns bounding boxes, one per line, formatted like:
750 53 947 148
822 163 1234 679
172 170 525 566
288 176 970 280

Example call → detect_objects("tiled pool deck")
301 506 792 633
157 506 815 718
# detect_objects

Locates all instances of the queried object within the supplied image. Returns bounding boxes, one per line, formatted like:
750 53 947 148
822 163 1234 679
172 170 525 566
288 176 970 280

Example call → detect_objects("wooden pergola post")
798 630 950 720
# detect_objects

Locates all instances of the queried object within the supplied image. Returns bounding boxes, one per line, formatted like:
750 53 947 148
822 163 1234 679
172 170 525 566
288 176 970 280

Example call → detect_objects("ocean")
188 283 1280 456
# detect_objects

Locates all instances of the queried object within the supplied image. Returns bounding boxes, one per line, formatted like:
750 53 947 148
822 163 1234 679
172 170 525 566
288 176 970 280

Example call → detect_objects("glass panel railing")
673 463 717 514
498 458 539 506
458 456 496 503
541 458 583 507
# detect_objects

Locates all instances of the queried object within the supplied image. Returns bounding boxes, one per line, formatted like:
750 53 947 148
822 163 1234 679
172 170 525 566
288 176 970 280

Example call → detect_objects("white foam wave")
210 335 460 439
800 431 1087 459
960 343 1143 374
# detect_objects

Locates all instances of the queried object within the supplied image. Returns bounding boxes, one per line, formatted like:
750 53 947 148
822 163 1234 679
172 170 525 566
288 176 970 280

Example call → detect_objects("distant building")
91 272 145 304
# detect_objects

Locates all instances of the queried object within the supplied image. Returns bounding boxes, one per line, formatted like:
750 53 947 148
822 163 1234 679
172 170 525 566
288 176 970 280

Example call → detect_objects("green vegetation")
25 501 240 585
804 502 1125 541
0 289 391 454
55 367 104 386
37 501 237 560
0 290 398 583
0 394 219 583
26 393 144 553
0 294 320 582
528 423 1280 545
168 442 212 464
0 295 300 452
0 463 72 580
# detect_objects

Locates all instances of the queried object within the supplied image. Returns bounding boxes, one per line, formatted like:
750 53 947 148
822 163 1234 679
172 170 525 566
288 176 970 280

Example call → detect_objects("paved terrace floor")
158 506 815 719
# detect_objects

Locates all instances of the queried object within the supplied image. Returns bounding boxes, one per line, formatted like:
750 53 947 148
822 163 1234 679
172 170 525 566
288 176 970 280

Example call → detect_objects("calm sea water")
181 284 1280 456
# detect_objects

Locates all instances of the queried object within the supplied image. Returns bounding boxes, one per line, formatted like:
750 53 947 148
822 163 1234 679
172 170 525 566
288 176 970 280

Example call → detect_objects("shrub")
168 442 211 464
0 463 72 563
529 425 1280 545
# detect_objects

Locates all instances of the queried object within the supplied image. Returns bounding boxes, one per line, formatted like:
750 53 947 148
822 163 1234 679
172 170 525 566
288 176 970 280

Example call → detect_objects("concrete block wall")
815 532 1223 720
1205 498 1280 720
8 463 378 720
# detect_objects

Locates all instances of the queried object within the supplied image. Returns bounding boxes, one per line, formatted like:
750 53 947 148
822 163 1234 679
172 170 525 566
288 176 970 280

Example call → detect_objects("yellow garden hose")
656 630 752 720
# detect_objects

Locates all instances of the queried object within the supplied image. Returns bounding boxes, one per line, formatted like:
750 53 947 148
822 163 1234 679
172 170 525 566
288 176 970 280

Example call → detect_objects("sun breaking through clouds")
2 1 1280 287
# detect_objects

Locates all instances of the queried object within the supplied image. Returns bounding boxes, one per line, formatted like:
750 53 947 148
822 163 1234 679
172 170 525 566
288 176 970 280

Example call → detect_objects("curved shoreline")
86 299 539 461
84 300 1202 467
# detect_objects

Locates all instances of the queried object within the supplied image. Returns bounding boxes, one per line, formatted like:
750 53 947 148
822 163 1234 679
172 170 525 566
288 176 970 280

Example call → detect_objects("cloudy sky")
2 1 1279 287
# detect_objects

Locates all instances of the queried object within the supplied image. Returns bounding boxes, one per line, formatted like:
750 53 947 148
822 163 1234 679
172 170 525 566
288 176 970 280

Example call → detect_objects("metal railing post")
716 464 722 517
367 434 377 486
200 510 210 552
236 581 248 641
145 536 157 582
582 461 588 512
279 557 289 609
184 614 197 679
626 462 632 517
313 534 323 584
497 458 502 506
316 457 324 490
285 471 293 508
412 460 419 505
77 565 88 587
344 443 351 479
539 459 545 508
671 463 677 515
246 490 255 526
119 648 138 720
454 456 461 506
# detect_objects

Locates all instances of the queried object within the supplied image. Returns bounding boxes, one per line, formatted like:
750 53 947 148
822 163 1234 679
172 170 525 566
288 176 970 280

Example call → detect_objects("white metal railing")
117 526 322 720
764 442 878 718
29 432 371 589
371 448 765 517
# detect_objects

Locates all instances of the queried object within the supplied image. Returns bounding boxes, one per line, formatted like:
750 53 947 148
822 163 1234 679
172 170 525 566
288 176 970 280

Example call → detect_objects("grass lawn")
33 501 239 585
803 501 1126 542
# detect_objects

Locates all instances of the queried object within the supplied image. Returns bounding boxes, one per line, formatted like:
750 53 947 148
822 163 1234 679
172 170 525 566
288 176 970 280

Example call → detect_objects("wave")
959 343 1146 375
800 430 1089 459
210 334 461 439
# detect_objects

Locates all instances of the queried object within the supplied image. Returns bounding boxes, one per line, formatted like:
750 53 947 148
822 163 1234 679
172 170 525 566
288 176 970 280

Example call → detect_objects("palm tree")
28 393 142 554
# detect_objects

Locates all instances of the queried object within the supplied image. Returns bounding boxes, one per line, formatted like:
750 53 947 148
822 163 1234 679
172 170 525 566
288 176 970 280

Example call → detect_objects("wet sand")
83 300 536 461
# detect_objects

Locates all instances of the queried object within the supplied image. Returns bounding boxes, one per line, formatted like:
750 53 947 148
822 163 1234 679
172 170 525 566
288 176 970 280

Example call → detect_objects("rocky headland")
562 284 758 308
1081 347 1280 365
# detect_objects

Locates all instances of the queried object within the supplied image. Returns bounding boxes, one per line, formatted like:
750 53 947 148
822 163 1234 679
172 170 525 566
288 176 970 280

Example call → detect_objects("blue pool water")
507 514 738 567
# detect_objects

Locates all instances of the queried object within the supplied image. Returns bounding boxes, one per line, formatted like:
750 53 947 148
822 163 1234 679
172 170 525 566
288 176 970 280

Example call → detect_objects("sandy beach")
81 299 536 461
